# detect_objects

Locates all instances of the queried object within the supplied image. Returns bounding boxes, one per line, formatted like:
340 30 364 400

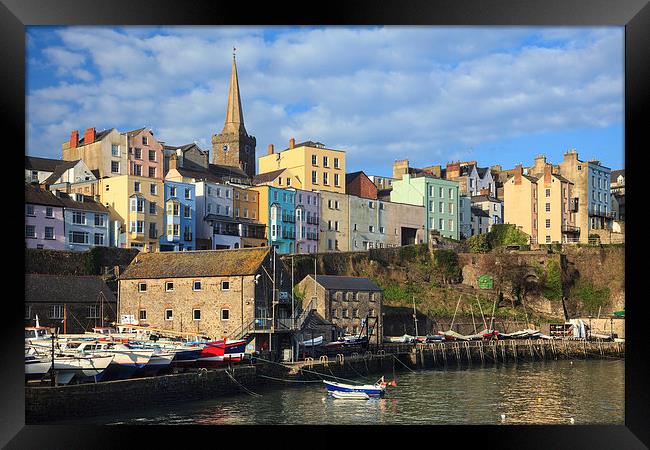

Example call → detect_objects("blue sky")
26 26 624 176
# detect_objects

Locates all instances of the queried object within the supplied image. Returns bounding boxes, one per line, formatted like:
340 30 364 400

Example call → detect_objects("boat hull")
323 380 384 397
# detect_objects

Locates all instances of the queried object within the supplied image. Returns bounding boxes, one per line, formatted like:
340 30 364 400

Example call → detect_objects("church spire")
222 47 246 135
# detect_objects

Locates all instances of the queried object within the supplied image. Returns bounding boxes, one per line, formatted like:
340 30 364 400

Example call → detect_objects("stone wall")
26 366 256 423
25 247 139 276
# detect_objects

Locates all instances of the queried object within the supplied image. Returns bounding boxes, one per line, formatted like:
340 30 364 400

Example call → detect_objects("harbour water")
54 359 624 425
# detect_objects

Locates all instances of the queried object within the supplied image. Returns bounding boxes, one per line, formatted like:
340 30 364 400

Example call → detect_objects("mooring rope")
251 355 374 385
258 374 323 383
224 368 262 397
392 354 416 373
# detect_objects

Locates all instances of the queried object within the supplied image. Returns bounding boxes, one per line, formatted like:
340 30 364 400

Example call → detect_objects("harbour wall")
25 366 256 423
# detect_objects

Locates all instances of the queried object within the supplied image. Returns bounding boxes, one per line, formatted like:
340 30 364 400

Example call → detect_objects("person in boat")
378 376 387 388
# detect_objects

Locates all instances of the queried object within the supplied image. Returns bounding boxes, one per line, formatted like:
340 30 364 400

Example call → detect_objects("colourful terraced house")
160 181 196 251
251 185 296 254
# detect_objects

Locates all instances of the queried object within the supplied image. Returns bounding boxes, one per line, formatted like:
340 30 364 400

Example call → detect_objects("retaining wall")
26 366 256 423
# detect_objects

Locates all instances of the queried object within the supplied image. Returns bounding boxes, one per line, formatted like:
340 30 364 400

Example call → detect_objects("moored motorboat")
60 340 153 380
51 354 115 384
331 391 371 400
197 339 247 366
323 380 385 397
25 355 51 382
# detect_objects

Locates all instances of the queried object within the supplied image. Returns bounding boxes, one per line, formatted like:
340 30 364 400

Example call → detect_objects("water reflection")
51 360 623 425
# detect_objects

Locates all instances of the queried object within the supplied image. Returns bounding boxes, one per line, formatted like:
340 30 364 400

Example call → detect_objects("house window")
369 201 375 209
105 184 110 192
334 158 339 169
334 173 340 186
149 202 157 215
50 304 64 319
138 283 147 292
72 211 86 224
369 225 374 232
31 171 39 182
546 236 551 243
545 219 551 228
439 218 445 230
331 308 338 318
439 202 444 213
286 178 291 187
312 171 317 184
165 282 174 291
44 227 55 240
193 309 201 321
185 188 191 199
312 155 317 166
193 281 202 291
134 148 142 159
142 136 148 145
111 161 120 173
221 281 230 291
323 172 329 185
448 203 453 214
545 189 551 197
139 309 147 320
170 186 177 197
134 181 141 192
448 219 453 231
111 144 119 156
439 187 444 198
449 188 454 199
25 305 31 319
353 308 359 318
133 164 142 176
545 203 551 212
221 309 230 321
184 205 191 218
165 309 173 321
69 231 89 244
328 239 333 250
342 309 349 318
87 305 99 319
323 156 329 167
94 233 104 245
148 149 156 161
243 208 248 218
335 221 340 231
380 226 385 234
353 223 358 231
148 167 156 178
95 214 105 226
26 205 35 216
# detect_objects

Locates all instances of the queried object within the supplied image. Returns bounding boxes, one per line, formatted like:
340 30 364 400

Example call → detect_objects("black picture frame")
3 0 647 447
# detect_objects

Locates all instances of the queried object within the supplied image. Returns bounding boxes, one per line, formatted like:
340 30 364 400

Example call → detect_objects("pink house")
25 184 65 250
124 128 164 179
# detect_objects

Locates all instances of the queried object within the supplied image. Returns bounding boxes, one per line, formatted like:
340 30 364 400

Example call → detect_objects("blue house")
160 181 196 251
55 192 111 251
252 185 295 254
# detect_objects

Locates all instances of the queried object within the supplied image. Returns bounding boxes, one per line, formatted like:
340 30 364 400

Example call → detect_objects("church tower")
212 50 257 178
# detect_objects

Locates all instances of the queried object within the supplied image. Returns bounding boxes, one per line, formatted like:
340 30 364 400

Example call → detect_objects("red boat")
197 340 247 366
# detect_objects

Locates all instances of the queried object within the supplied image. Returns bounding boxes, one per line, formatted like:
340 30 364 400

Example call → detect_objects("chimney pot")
289 138 295 149
514 164 523 185
268 144 274 155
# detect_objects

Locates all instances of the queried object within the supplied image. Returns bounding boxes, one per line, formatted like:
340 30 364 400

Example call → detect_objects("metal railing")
588 207 615 218
228 299 316 340
561 225 580 234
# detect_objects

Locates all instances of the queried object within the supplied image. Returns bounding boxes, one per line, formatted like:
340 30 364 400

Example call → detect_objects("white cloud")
26 26 623 174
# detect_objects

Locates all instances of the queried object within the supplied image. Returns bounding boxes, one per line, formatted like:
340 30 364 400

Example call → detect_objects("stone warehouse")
117 247 293 348
295 275 383 342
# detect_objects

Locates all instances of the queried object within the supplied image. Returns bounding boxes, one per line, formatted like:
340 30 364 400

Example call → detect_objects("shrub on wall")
487 224 530 248
467 234 490 253
573 280 610 313
542 260 563 301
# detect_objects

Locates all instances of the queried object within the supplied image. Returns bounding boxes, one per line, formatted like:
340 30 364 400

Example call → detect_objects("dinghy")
332 391 370 400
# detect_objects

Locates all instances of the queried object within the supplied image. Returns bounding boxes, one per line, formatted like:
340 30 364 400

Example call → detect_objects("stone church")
212 51 257 179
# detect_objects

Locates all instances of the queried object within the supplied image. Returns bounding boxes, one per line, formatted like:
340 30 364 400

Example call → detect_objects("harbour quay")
25 366 255 423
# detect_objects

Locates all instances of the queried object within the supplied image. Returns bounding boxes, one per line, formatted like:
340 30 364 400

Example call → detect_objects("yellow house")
258 139 346 194
504 165 575 244
98 175 164 251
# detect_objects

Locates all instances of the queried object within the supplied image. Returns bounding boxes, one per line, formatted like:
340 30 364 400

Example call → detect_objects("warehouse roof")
25 274 116 304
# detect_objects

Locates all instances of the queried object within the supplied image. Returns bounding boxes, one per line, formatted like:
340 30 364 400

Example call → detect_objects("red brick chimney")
514 164 523 185
289 138 295 149
446 162 460 179
268 144 274 155
544 163 552 184
169 153 178 170
84 128 96 144
70 130 79 148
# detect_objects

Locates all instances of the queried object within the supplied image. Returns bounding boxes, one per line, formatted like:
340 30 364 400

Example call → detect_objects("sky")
26 26 624 176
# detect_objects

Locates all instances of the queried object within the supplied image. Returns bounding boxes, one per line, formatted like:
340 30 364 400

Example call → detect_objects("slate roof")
25 156 64 173
551 173 573 184
25 183 65 208
25 274 116 304
309 275 382 292
77 129 112 145
174 164 250 184
611 169 625 180
253 169 286 185
471 194 501 203
345 171 369 184
505 174 538 183
476 167 490 178
124 127 146 137
119 247 271 280
42 160 82 186
53 192 110 213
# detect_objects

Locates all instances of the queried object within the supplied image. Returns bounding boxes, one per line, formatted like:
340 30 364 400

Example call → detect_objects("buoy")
500 414 506 422
570 361 573 365
570 418 575 424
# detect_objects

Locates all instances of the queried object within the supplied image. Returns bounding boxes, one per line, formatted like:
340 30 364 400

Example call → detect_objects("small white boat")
51 354 115 384
301 336 323 347
25 355 51 382
331 391 370 400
